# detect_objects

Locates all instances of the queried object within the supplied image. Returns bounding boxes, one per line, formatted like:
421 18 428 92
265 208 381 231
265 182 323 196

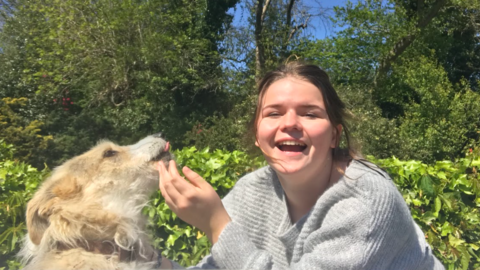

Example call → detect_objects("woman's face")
256 76 339 180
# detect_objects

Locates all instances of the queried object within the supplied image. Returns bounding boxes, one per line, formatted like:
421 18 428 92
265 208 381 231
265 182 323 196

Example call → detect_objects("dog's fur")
19 134 172 270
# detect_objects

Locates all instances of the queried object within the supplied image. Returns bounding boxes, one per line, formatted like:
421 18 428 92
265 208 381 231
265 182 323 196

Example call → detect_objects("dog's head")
25 133 172 246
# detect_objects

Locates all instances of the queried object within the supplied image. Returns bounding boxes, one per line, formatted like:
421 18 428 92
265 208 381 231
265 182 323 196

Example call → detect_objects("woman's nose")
280 111 301 131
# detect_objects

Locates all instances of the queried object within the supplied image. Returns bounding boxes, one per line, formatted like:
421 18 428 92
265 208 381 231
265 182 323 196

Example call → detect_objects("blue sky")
228 0 357 40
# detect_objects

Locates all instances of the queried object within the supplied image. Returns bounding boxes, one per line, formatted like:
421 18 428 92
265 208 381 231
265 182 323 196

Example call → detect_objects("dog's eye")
103 150 118 158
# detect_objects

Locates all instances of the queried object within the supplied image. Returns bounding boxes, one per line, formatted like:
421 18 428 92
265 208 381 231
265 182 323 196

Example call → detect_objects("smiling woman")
157 61 445 270
253 73 346 223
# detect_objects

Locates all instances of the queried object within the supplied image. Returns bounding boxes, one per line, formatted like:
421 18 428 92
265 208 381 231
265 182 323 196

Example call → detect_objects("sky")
228 0 357 40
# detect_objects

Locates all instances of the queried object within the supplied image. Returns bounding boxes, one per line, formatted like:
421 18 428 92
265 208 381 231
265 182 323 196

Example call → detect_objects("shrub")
370 153 480 270
1 144 479 269
0 141 49 270
148 146 266 266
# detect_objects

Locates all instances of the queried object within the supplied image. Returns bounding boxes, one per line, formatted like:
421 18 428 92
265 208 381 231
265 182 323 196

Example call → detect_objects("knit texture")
178 160 445 270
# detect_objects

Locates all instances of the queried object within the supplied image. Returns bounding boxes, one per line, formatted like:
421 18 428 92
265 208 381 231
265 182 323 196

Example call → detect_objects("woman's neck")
278 160 348 224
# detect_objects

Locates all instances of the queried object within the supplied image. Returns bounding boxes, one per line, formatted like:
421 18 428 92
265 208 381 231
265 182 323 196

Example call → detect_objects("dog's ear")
51 175 82 200
26 175 81 245
26 192 54 245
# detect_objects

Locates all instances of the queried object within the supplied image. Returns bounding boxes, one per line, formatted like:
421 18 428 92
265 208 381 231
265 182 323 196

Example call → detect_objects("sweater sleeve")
187 171 255 269
209 171 444 270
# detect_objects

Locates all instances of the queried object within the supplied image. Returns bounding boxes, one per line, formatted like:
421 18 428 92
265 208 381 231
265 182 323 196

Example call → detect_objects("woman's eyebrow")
299 104 324 110
262 104 282 109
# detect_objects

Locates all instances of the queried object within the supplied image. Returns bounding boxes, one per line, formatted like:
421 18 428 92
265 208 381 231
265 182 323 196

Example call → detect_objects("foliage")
182 88 259 154
2 0 478 166
2 142 480 268
0 97 52 165
392 56 480 162
0 0 237 167
0 142 265 268
334 84 403 158
298 0 480 163
0 141 49 270
370 152 480 270
202 0 320 152
0 0 480 268
148 146 266 266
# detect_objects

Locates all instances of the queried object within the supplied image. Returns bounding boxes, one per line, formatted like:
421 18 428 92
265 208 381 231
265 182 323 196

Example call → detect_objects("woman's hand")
157 160 231 244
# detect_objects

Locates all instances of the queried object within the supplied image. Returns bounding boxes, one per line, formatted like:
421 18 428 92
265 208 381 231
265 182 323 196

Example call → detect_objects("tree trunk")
376 0 447 79
254 0 271 81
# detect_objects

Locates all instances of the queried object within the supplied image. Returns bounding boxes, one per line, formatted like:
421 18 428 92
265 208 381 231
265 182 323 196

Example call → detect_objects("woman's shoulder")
339 159 412 219
235 165 278 187
342 159 397 193
344 159 391 180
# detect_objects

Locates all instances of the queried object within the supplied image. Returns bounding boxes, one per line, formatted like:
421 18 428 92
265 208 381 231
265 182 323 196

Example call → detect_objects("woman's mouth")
276 141 307 152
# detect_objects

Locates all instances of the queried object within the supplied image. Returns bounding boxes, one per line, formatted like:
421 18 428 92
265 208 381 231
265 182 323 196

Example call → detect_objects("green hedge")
0 141 48 270
147 147 266 266
1 142 479 269
369 155 480 270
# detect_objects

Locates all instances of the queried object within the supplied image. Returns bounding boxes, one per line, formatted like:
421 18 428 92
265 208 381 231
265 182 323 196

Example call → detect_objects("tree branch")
286 0 295 29
377 0 447 78
261 0 272 23
288 15 310 42
417 0 446 29
255 0 266 81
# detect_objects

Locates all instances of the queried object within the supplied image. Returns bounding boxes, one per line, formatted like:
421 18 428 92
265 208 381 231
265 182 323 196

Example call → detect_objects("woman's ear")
331 124 343 148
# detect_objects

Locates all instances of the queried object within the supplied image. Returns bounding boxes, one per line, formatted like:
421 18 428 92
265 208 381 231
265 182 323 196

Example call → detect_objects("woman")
157 62 444 269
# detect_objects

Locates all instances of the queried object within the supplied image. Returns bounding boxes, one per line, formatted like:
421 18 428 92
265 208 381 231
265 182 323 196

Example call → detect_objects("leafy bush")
0 98 53 167
1 143 480 269
370 153 480 270
148 146 266 266
0 141 48 270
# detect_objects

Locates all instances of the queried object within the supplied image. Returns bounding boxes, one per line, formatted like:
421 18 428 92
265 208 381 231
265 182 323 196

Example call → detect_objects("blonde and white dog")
19 134 172 270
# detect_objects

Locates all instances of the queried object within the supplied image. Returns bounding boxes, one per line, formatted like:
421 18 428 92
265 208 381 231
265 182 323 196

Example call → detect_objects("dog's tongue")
165 141 170 152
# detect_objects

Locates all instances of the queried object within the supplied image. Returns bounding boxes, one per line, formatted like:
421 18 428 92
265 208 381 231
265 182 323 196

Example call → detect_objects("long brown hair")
251 61 358 161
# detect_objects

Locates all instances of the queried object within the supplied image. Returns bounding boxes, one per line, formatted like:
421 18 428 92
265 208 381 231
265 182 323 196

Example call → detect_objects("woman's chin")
269 161 305 175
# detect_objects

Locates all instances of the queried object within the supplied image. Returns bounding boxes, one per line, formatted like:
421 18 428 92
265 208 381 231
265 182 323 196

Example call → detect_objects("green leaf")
448 234 465 247
420 211 436 225
433 197 441 217
419 175 435 197
438 194 453 210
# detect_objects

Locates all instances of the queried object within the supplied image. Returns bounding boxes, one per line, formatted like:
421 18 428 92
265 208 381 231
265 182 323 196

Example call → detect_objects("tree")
298 0 480 162
0 0 238 166
377 0 448 80
185 0 330 153
0 98 52 165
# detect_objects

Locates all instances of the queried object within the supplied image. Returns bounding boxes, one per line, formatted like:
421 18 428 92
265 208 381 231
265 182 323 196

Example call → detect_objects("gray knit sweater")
171 160 444 269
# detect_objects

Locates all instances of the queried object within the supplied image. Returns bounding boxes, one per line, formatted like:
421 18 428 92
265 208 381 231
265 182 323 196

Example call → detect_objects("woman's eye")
267 112 281 117
305 113 317 118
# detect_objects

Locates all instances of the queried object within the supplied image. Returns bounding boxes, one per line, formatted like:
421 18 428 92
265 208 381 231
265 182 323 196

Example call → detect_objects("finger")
165 160 196 194
160 174 183 206
157 162 164 184
159 177 174 208
157 162 170 185
168 160 182 178
158 163 171 194
167 167 195 195
182 166 207 188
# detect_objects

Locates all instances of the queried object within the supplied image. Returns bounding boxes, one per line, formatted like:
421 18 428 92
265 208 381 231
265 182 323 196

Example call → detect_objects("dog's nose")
152 132 163 138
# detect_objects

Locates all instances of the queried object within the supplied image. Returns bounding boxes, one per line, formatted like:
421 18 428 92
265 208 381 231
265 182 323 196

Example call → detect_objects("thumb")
182 166 207 188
